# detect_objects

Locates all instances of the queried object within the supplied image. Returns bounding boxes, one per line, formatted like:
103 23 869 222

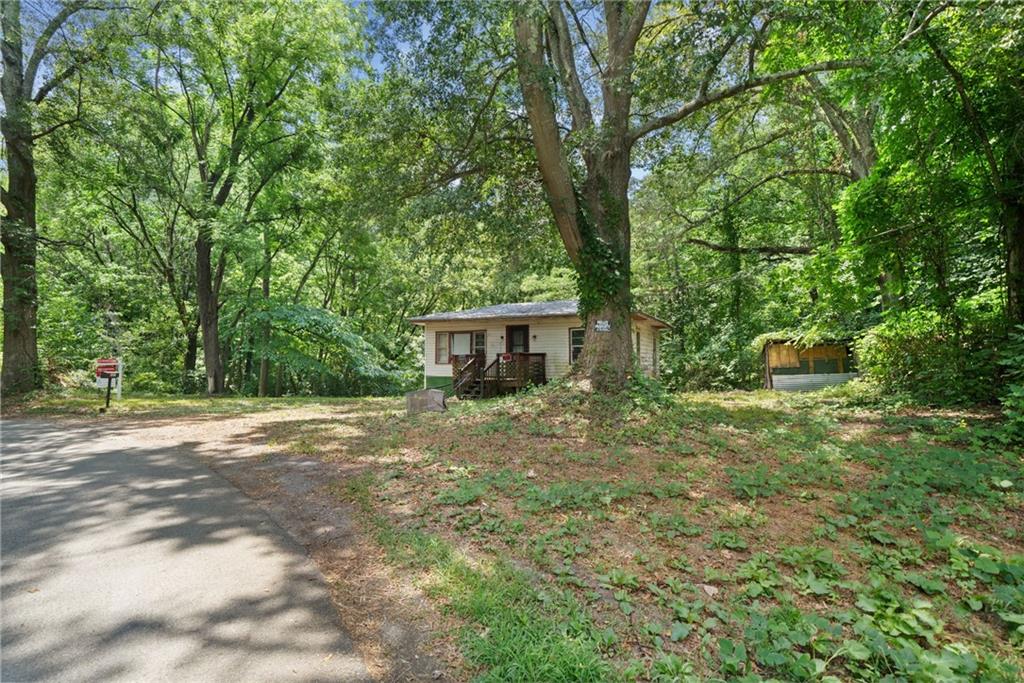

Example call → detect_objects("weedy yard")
265 386 1024 682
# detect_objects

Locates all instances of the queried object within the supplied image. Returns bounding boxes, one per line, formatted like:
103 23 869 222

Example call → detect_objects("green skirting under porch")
425 375 453 394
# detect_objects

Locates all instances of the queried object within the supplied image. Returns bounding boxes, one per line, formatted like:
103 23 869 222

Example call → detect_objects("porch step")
457 379 484 399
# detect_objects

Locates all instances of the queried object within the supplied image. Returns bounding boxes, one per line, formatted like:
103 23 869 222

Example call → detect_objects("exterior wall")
421 315 662 385
765 339 860 389
766 343 852 376
633 320 660 377
422 316 581 383
771 372 859 392
764 342 856 390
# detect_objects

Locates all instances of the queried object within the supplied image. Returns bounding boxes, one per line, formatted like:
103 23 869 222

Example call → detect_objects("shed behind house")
763 340 858 391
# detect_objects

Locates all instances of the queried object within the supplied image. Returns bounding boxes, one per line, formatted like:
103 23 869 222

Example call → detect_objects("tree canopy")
1 0 1021 413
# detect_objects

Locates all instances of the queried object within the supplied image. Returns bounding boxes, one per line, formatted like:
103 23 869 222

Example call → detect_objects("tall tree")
919 10 1024 325
1 0 103 393
511 1 943 391
126 0 357 393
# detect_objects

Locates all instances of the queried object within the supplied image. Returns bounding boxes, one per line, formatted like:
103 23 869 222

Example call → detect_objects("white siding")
632 320 660 377
423 316 581 381
422 315 661 382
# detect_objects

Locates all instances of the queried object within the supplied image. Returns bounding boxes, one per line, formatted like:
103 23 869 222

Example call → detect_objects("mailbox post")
95 358 123 409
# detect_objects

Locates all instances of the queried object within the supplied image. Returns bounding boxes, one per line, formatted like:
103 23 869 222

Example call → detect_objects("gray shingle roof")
408 299 668 327
408 299 578 322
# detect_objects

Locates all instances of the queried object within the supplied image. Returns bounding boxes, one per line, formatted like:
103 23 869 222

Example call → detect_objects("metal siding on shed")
771 372 859 392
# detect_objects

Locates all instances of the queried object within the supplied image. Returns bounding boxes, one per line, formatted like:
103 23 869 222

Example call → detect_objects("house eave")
408 313 580 326
409 311 670 329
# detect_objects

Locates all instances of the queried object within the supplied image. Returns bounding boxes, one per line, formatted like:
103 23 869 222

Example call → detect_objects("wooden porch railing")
451 353 485 398
451 352 547 399
480 352 546 398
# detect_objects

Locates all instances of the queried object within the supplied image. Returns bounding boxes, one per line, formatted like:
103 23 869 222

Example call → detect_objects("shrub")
856 303 1003 405
126 371 176 394
669 330 761 391
998 325 1024 440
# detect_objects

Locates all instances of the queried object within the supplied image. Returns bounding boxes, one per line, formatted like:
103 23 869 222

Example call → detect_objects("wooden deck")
452 353 547 399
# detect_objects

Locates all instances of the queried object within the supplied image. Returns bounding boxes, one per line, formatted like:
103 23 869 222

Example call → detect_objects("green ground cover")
30 386 1021 680
309 386 1023 681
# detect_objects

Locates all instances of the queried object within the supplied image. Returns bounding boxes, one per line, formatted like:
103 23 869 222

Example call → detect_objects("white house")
409 300 668 397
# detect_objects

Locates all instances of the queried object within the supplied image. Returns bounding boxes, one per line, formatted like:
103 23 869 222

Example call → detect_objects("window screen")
451 332 472 355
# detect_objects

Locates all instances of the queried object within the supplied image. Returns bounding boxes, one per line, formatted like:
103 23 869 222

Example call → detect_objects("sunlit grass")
4 388 399 418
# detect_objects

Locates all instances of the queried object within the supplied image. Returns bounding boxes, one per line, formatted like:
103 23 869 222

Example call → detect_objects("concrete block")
406 388 446 415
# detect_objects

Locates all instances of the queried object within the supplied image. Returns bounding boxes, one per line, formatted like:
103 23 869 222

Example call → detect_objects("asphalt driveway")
1 418 371 682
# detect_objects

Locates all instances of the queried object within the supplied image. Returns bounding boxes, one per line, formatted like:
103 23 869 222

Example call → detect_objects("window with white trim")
570 328 585 363
435 331 450 364
436 330 486 364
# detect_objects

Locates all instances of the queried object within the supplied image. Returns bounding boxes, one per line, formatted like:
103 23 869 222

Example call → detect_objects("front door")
506 325 529 353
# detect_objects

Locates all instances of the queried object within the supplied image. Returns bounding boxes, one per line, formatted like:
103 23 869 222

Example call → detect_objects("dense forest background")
2 1 1022 417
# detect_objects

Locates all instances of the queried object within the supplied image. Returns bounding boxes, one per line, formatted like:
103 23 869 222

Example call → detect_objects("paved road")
1 419 371 682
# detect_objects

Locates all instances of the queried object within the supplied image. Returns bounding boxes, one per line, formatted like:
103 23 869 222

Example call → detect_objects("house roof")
761 338 852 350
408 299 669 328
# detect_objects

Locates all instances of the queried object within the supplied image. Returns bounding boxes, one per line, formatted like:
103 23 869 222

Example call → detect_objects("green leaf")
842 639 872 661
974 556 1000 574
855 595 879 613
670 621 692 642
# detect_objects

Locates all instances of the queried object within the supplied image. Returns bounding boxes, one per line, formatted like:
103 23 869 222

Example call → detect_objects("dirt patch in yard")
290 388 1023 680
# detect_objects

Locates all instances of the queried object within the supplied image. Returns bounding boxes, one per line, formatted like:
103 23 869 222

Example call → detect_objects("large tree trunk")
722 202 742 329
196 232 224 394
1 0 41 394
257 227 271 397
182 322 199 388
1004 146 1024 328
572 149 634 391
1005 198 1024 327
257 352 270 397
274 363 284 397
183 324 199 371
513 9 641 393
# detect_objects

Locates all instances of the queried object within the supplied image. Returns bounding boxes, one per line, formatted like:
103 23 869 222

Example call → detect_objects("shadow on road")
1 419 370 682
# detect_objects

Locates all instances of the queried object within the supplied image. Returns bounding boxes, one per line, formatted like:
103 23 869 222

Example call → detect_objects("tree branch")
564 2 603 77
620 0 652 59
547 1 593 132
684 237 812 255
23 0 88 98
33 56 90 103
630 58 869 142
676 168 853 230
31 72 83 139
922 31 1001 190
895 1 951 50
513 13 584 263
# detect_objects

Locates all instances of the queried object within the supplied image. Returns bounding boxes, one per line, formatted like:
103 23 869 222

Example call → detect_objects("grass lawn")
1 389 378 418
265 385 1023 681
